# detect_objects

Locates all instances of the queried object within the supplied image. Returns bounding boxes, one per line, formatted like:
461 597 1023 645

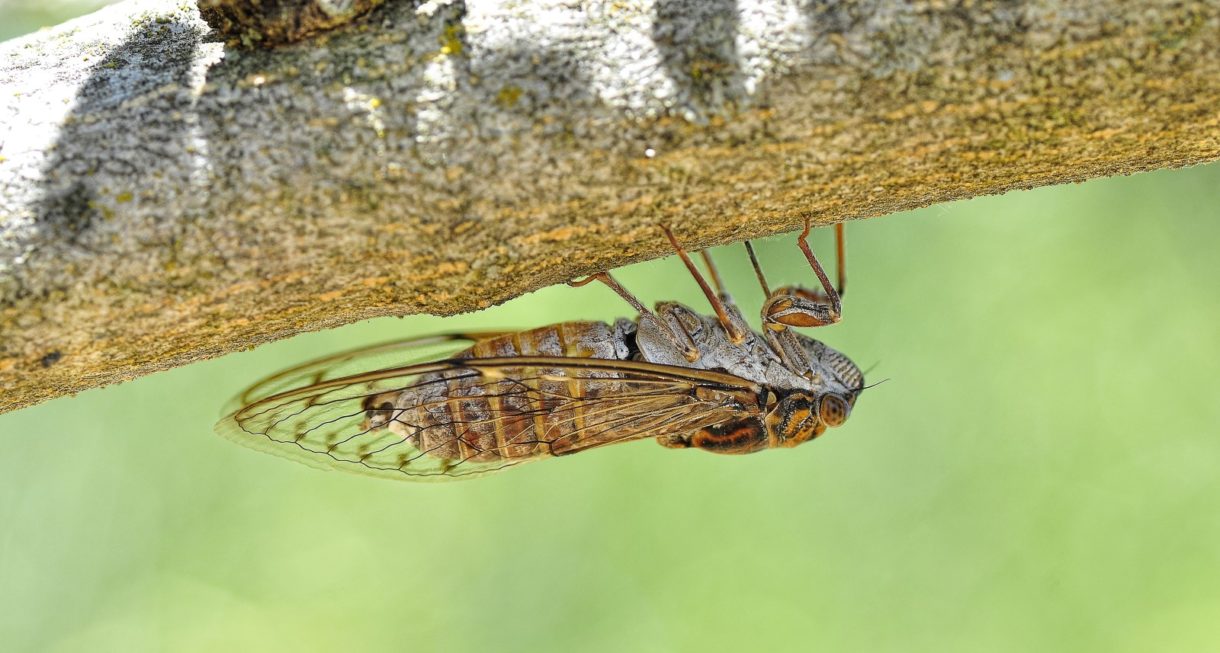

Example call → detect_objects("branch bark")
2 0 1218 413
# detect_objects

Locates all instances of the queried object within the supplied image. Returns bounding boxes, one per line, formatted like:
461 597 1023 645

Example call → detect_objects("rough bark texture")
1 0 1219 414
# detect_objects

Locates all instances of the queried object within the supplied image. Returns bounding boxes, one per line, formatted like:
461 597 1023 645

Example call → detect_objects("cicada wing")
216 356 763 481
222 332 509 415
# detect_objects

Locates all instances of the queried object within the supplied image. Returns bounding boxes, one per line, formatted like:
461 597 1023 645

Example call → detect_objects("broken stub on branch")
197 0 386 47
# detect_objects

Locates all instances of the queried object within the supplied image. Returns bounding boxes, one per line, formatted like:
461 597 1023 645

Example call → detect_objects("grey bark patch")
36 182 97 247
32 19 201 259
652 0 745 121
2 0 1219 415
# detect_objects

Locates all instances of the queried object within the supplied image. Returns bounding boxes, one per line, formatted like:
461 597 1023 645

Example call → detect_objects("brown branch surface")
2 0 1219 413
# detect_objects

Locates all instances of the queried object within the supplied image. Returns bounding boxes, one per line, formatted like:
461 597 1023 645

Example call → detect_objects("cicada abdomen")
361 320 676 467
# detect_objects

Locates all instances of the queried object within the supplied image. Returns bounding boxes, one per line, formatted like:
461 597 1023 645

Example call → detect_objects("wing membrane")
217 354 763 481
223 332 508 413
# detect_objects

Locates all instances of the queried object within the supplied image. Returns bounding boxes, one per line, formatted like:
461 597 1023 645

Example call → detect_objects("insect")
215 221 864 481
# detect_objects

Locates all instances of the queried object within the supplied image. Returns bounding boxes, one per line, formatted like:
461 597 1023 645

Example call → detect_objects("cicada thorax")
367 320 647 466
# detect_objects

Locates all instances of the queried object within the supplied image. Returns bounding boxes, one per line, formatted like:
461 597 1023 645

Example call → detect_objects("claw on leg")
657 434 691 449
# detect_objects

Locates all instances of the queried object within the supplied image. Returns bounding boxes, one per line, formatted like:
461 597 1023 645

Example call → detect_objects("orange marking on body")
446 379 473 463
469 338 491 358
693 420 765 453
515 330 547 458
487 383 510 459
556 323 587 448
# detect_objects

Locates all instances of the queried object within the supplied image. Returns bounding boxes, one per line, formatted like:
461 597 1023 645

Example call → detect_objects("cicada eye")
819 394 850 427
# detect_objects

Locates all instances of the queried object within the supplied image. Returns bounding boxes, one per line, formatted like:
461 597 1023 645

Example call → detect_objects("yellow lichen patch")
317 290 345 302
517 226 587 246
432 261 469 275
1090 127 1126 140
496 86 523 108
439 24 464 56
115 191 133 203
256 270 310 291
408 260 470 284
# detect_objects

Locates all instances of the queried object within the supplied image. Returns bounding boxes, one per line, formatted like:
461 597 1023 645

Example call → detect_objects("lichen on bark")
1 0 1219 414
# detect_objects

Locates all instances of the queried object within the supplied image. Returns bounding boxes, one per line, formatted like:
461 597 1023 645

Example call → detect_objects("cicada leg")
743 240 771 296
745 219 849 375
794 218 844 310
833 221 846 299
660 225 747 344
656 434 691 449
697 247 752 333
568 271 700 362
759 219 846 330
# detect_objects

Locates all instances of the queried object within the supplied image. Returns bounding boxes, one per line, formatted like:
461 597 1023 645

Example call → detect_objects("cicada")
216 221 865 480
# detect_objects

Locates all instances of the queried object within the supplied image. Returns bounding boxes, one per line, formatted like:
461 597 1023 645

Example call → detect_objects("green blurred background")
4 4 1220 652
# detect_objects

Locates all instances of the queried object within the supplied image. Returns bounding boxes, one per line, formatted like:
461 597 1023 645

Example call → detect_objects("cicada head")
764 389 858 447
765 333 864 443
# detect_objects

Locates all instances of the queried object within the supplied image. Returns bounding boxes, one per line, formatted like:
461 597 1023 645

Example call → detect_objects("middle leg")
660 225 747 344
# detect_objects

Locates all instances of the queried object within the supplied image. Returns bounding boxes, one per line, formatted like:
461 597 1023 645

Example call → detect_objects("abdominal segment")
689 419 770 454
369 321 675 465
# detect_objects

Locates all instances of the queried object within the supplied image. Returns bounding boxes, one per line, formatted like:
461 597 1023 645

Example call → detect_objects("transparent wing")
223 332 508 414
216 355 763 481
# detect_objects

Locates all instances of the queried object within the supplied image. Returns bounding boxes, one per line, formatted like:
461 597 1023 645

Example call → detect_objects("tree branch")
2 0 1218 413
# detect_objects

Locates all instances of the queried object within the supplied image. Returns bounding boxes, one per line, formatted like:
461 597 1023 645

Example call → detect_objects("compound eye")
819 395 850 427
